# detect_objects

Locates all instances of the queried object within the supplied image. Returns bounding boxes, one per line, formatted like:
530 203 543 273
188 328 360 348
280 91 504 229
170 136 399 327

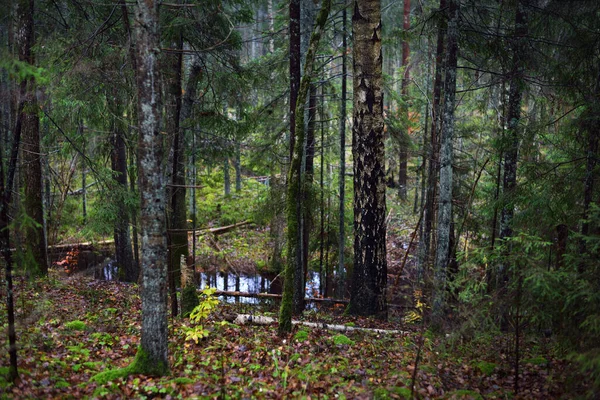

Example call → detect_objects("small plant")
294 329 309 342
184 287 220 343
65 320 87 331
332 334 355 346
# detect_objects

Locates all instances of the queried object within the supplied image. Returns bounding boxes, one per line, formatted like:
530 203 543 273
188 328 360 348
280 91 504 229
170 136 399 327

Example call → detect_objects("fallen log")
229 314 407 335
203 220 251 236
210 290 349 305
169 220 251 235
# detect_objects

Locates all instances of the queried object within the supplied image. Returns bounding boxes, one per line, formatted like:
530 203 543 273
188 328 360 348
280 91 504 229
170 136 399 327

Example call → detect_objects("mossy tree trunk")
131 0 169 375
348 0 388 319
279 0 331 335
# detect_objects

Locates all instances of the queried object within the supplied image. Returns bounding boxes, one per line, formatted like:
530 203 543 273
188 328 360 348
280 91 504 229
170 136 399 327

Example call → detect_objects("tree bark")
1 90 25 385
498 0 528 289
338 2 348 298
279 0 331 335
289 0 301 161
164 31 184 318
180 57 202 316
418 0 445 282
111 111 135 283
19 0 48 277
432 0 459 324
131 0 169 375
349 0 387 319
398 0 411 201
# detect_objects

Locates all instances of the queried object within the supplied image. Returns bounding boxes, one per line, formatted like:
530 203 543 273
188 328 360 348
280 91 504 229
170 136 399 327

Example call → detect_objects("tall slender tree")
418 0 446 281
349 0 387 319
129 0 168 375
432 0 459 324
338 1 348 298
279 0 331 335
398 0 411 201
497 0 528 290
19 0 48 277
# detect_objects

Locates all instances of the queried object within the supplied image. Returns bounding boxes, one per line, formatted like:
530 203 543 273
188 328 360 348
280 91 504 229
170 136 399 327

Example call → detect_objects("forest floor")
0 269 593 399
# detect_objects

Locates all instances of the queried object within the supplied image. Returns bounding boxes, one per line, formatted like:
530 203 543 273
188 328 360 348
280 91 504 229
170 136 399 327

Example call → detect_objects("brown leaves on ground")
0 271 592 398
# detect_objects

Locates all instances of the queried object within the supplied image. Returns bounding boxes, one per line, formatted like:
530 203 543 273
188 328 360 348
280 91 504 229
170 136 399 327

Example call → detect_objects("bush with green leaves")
184 287 220 343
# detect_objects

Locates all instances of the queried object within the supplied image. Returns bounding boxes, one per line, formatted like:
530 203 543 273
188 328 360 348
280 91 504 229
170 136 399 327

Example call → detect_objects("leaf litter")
0 271 593 399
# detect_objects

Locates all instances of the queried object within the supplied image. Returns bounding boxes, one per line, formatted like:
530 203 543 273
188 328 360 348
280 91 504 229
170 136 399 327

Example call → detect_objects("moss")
90 366 131 385
522 356 547 365
332 334 355 346
294 329 309 342
374 386 411 399
171 377 194 384
65 320 87 331
90 347 169 385
474 360 497 376
181 284 199 318
128 347 169 376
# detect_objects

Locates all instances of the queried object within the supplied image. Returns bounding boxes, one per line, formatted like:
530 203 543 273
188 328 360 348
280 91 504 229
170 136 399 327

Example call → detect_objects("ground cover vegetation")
1 0 600 397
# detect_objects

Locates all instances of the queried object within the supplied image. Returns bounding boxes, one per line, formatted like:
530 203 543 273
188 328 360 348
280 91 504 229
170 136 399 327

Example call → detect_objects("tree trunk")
349 0 387 319
224 157 231 196
1 79 26 385
498 0 528 289
418 0 445 282
180 57 202 316
432 0 459 324
289 0 301 161
19 0 48 277
131 0 169 375
235 142 241 192
279 0 331 335
111 112 135 283
164 32 184 317
81 121 86 225
337 2 348 298
398 0 411 201
579 69 600 268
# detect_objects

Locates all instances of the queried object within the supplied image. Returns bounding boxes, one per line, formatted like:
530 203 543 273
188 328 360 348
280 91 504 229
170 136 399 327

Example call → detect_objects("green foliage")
474 360 497 376
90 365 131 385
1 58 49 84
196 169 268 227
332 334 355 346
294 329 309 342
184 287 220 343
373 386 411 399
522 356 547 366
64 320 87 331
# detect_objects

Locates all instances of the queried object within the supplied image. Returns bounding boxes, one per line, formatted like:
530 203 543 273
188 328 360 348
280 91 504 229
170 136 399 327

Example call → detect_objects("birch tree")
349 0 387 319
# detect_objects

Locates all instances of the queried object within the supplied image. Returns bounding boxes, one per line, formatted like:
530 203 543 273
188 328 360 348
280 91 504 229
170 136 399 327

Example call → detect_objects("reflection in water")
96 260 117 281
198 271 321 305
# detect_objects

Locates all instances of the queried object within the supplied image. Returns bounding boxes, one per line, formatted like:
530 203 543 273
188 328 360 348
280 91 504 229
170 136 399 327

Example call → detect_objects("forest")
1 0 599 398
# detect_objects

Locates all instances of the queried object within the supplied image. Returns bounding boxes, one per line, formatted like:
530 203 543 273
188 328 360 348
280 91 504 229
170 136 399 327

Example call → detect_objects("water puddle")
198 271 321 305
